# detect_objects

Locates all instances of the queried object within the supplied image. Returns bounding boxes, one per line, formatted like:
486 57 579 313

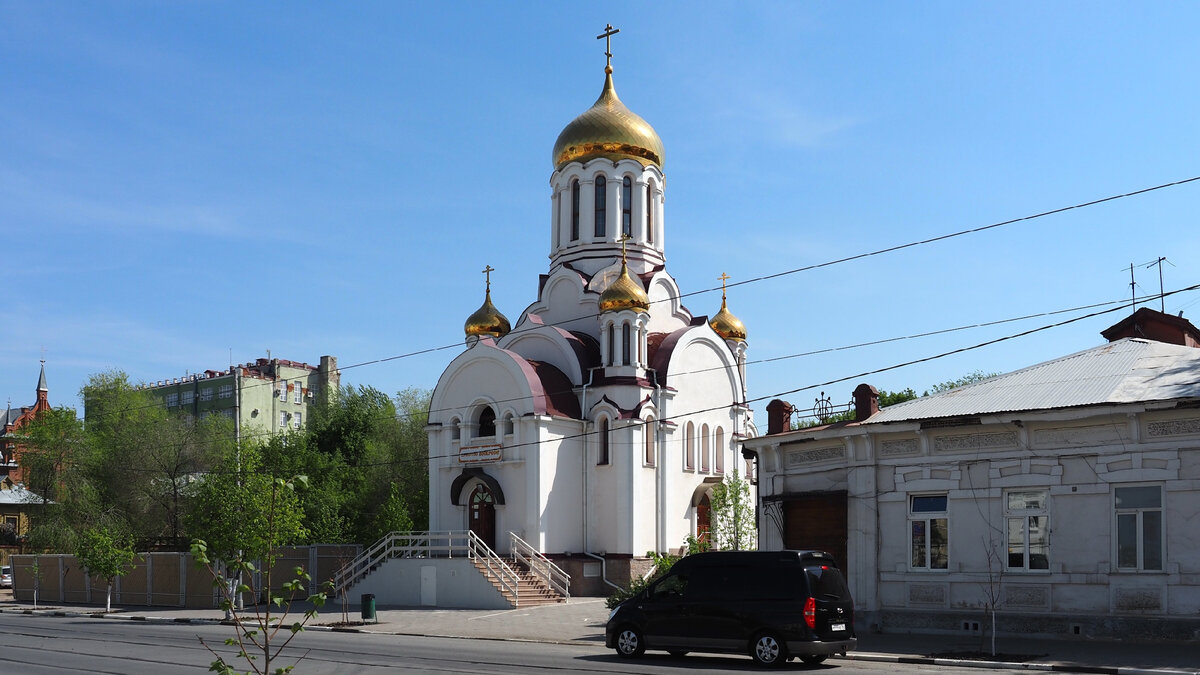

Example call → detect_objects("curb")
1 608 1195 675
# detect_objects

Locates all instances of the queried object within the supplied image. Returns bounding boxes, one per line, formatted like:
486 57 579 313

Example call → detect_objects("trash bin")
360 593 376 623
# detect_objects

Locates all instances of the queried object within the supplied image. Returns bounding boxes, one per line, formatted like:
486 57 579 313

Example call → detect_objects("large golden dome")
710 296 747 341
599 263 650 313
552 66 665 170
465 288 511 338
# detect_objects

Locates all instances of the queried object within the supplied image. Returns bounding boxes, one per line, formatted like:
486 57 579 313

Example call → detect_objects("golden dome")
465 289 511 338
552 66 665 170
599 263 650 313
710 300 747 341
710 274 746 341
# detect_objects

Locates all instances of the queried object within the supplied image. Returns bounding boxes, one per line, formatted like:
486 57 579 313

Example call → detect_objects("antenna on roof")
1128 263 1137 311
1143 256 1174 313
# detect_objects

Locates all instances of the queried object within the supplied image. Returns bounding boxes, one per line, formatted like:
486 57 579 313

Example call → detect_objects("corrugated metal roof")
0 484 47 505
865 338 1200 425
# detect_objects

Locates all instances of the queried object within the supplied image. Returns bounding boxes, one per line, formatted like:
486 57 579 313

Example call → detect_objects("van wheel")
750 631 789 667
800 654 828 666
614 625 645 658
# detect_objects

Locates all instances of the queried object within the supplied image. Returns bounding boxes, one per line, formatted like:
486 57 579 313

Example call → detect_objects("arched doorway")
469 483 497 550
697 493 712 545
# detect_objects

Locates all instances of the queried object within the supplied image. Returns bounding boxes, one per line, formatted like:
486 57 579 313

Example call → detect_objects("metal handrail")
332 530 519 603
466 531 520 603
509 532 571 599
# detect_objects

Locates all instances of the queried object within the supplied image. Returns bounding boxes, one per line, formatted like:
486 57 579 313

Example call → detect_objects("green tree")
709 469 757 551
191 474 327 675
75 526 137 613
924 370 998 396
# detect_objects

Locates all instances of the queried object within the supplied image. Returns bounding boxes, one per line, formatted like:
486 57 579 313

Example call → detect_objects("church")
426 29 756 594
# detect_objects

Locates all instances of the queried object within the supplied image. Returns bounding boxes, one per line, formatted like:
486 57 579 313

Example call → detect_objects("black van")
605 550 856 667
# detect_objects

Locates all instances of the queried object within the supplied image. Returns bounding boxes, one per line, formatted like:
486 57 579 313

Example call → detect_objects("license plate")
831 623 846 632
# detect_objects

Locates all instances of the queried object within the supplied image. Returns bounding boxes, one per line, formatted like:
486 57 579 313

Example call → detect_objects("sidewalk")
1 598 1196 674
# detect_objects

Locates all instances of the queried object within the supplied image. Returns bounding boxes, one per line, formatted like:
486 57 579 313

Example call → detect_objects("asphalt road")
0 612 1046 675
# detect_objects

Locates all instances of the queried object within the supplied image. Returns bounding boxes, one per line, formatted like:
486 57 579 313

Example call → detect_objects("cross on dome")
597 23 620 71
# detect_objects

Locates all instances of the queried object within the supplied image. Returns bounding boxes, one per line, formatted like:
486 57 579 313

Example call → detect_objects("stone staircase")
473 557 567 608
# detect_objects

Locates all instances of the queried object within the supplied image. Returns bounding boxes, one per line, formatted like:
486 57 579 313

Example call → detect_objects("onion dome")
552 66 665 170
599 262 650 313
465 268 511 338
709 274 747 341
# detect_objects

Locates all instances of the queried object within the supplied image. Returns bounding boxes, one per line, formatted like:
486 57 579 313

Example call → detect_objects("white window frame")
1115 484 1164 572
200 387 214 402
165 392 178 407
909 494 949 571
279 411 288 428
181 390 194 405
279 383 287 402
293 411 302 429
218 384 233 399
294 382 303 404
1005 489 1050 572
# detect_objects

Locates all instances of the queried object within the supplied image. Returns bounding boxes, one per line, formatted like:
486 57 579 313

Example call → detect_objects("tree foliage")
924 370 998 396
709 469 757 551
74 525 137 612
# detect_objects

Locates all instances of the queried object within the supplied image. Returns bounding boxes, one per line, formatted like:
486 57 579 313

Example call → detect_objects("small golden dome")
465 289 511 338
710 300 747 341
552 67 665 170
599 263 650 313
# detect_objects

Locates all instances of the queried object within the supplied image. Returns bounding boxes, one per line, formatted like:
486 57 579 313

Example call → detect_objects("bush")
605 548 682 609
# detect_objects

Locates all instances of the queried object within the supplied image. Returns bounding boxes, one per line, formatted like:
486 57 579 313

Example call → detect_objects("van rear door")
803 564 854 638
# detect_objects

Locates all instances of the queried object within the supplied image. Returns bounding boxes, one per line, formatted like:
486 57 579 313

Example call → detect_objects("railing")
509 532 571 599
332 530 518 602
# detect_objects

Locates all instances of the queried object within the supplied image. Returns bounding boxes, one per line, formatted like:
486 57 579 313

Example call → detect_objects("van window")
650 573 687 600
805 564 850 600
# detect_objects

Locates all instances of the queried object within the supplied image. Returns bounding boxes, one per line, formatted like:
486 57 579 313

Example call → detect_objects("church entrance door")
696 494 711 545
469 484 497 550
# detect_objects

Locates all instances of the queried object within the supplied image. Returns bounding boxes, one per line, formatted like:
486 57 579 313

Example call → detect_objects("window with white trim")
910 495 948 570
598 417 610 466
278 383 287 401
293 411 302 429
714 427 725 474
1006 490 1049 570
685 422 695 470
181 390 194 405
218 384 233 399
279 411 287 428
294 382 303 403
1116 485 1163 571
200 387 213 402
644 417 655 466
165 392 178 407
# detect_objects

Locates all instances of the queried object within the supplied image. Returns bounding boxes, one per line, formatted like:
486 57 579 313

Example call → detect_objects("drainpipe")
584 551 623 592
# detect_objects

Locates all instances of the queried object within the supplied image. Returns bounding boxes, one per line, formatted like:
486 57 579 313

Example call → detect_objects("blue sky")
3 2 1198 418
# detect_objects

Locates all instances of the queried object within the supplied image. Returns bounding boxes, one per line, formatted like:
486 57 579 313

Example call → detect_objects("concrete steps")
472 559 567 608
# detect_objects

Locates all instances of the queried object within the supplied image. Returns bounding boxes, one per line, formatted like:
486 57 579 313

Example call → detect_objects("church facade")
427 51 755 593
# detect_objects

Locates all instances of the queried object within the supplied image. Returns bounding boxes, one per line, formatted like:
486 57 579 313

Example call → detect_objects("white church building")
425 46 756 595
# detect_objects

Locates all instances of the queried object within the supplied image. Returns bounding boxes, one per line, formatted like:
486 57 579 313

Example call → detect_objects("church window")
621 176 632 237
476 407 496 438
646 182 654 244
700 424 710 473
450 418 461 441
644 418 655 466
622 324 631 366
598 417 610 465
714 428 725 473
502 413 514 436
570 180 580 240
685 422 695 470
594 175 607 237
607 325 615 366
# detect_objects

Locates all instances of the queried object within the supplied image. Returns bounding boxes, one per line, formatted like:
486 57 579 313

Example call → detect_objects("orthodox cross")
620 233 632 265
482 264 495 292
597 24 620 69
718 272 731 301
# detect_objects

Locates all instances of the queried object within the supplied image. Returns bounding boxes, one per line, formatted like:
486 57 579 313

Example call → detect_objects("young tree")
708 469 757 551
190 472 327 675
924 370 999 396
75 526 137 613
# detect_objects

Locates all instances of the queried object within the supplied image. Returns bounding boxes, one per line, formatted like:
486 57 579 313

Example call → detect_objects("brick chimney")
854 383 880 421
766 399 794 435
1101 307 1200 348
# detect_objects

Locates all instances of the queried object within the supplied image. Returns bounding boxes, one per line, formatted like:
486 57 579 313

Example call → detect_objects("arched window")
476 407 496 437
715 427 725 473
450 418 461 441
700 424 711 473
644 417 656 466
598 417 610 465
646 182 654 244
570 179 580 241
594 175 607 237
607 325 615 366
503 413 515 436
685 422 695 470
621 176 632 237
622 323 631 366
